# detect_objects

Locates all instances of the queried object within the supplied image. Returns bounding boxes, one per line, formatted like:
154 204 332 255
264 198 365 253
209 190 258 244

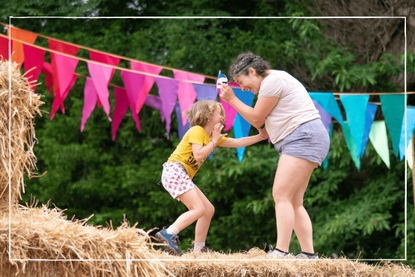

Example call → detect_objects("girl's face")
210 105 225 125
234 68 264 95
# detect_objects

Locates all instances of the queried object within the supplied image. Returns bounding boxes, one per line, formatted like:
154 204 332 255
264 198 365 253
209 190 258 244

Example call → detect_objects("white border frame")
8 15 407 263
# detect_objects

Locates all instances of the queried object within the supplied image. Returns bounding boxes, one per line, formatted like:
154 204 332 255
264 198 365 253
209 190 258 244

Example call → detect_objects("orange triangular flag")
7 27 38 69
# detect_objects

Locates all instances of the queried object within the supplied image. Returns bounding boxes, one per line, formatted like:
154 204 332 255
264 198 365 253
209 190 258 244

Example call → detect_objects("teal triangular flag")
361 103 377 157
323 122 333 170
380 94 406 158
309 92 344 125
340 94 369 158
343 123 361 170
233 87 255 162
399 107 415 160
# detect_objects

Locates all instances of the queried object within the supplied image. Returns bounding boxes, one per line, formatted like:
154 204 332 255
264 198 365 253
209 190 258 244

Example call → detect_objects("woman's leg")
272 154 317 252
172 188 206 231
291 179 314 253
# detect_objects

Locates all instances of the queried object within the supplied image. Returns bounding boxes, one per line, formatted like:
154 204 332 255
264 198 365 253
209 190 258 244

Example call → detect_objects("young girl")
155 100 268 255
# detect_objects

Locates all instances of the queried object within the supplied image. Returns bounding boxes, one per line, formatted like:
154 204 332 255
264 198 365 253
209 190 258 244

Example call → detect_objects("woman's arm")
220 84 279 129
192 123 227 162
220 134 267 148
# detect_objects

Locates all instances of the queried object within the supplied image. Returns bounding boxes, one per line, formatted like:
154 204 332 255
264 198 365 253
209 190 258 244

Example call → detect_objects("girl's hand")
219 84 236 103
257 127 269 140
212 123 227 144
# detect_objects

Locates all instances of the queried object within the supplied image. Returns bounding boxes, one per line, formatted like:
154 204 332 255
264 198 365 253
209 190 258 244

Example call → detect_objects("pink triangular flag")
23 44 45 93
50 52 79 119
87 62 114 122
49 40 79 120
41 62 53 94
90 51 120 82
60 74 78 114
121 70 146 132
131 61 162 114
173 71 205 126
219 82 239 132
81 77 98 132
0 36 11 61
155 77 180 138
112 87 130 140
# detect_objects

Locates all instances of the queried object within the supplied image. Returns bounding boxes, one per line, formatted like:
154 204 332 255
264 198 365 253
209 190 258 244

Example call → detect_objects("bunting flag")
219 82 240 132
175 102 190 140
87 61 114 122
398 107 415 160
174 71 205 126
112 87 130 140
0 36 11 61
22 44 45 93
322 123 333 170
49 40 79 119
155 77 180 138
144 95 165 122
309 92 344 125
7 27 38 69
193 83 217 101
233 88 255 162
120 70 146 131
41 62 53 93
340 94 369 158
379 94 406 158
90 51 120 109
361 103 377 157
131 61 162 114
369 121 390 168
342 123 361 170
312 100 332 133
81 77 98 132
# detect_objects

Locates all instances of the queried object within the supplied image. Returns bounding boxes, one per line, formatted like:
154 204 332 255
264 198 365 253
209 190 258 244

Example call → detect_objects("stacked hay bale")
0 59 413 277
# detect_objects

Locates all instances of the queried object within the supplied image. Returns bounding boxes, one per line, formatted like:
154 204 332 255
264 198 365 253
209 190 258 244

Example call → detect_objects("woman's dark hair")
228 51 273 81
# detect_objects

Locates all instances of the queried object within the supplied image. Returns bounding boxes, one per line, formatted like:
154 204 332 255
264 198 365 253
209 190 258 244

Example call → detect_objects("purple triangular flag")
312 100 332 134
193 83 218 101
155 77 180 138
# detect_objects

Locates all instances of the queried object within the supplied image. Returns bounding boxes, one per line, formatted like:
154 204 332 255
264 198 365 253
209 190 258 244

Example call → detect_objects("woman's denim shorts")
274 119 330 166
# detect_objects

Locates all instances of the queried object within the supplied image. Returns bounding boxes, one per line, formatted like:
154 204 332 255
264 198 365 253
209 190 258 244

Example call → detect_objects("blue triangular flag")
340 94 369 158
309 92 344 125
399 107 415 160
361 103 377 157
174 102 190 141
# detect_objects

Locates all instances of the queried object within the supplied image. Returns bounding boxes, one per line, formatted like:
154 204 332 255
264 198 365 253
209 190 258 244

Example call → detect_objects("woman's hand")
212 123 227 144
219 84 236 103
257 126 269 140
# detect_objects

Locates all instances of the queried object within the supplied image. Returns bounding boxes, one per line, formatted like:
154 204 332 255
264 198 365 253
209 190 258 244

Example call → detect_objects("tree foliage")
0 0 414 264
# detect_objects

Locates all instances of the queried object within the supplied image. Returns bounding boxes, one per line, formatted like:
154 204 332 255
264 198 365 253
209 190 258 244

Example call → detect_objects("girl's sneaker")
295 252 319 259
155 229 182 256
267 245 291 258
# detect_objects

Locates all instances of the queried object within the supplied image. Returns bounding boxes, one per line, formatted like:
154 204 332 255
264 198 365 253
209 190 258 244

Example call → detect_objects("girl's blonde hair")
184 100 226 127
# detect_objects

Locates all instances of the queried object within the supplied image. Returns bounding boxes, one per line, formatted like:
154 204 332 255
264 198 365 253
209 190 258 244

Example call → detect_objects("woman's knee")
272 190 290 204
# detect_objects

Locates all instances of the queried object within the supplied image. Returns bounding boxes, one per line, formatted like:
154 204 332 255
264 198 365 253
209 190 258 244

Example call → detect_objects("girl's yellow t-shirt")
167 126 227 179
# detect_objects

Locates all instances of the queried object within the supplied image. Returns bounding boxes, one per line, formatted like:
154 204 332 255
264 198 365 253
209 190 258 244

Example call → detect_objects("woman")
220 51 330 259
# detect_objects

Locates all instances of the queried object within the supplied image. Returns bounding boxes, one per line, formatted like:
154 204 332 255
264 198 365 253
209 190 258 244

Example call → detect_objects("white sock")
194 242 205 251
166 225 179 235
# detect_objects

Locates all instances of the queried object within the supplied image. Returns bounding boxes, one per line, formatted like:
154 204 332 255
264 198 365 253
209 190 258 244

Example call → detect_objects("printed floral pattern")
162 162 196 200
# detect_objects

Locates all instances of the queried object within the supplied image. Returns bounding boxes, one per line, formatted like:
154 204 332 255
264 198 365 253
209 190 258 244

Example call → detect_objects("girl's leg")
193 187 215 243
272 154 317 252
172 188 206 231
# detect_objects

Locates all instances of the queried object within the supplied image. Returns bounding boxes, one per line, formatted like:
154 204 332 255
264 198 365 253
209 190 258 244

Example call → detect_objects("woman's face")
234 68 264 95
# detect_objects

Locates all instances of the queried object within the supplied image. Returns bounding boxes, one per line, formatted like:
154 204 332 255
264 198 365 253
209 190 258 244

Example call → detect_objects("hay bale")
0 59 43 209
0 203 171 277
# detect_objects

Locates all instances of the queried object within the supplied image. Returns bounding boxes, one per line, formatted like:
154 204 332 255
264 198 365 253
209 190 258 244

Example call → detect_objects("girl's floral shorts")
161 162 196 201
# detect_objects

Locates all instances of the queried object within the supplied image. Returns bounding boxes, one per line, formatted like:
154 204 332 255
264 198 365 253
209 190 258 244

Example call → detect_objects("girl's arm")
220 128 268 148
192 123 227 162
220 84 279 129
